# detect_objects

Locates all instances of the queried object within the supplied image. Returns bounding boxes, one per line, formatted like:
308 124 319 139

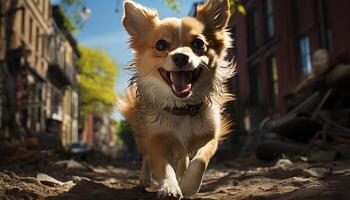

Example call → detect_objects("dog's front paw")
179 158 206 197
158 180 183 200
140 173 151 188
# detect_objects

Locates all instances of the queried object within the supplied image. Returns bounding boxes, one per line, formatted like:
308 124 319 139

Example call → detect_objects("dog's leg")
176 155 189 181
149 136 183 199
179 138 218 197
140 156 151 188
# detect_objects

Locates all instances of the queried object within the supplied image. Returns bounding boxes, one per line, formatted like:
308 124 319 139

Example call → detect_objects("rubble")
255 49 350 162
55 159 90 170
36 173 74 187
0 138 57 165
304 167 332 178
0 157 350 200
308 150 338 162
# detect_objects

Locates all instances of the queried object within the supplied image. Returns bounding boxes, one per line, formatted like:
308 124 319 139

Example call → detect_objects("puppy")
117 0 234 198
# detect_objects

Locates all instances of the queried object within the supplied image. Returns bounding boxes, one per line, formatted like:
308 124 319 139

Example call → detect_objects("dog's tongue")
170 71 192 97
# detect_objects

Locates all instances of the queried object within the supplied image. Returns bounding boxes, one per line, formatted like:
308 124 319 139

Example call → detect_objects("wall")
229 0 350 131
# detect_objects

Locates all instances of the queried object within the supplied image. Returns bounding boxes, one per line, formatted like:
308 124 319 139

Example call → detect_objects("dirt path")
1 156 350 200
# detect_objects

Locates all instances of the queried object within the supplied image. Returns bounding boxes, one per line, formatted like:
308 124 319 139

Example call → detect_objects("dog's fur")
117 0 234 198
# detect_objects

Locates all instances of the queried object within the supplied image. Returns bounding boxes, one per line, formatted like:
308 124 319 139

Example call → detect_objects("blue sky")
52 0 199 120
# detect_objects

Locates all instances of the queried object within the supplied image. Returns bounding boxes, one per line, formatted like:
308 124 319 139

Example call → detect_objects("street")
1 151 350 200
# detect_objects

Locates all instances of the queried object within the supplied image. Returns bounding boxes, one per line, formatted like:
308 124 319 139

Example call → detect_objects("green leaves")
163 0 180 12
163 0 246 15
236 4 246 15
163 0 247 15
56 0 85 33
78 46 118 116
115 120 136 151
230 0 246 15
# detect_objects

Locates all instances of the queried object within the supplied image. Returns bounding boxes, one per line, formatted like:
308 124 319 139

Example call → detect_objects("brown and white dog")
117 0 234 198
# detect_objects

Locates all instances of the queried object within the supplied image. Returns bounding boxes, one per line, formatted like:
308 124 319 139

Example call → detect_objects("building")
82 113 115 150
48 5 79 147
188 0 350 132
0 0 52 138
228 0 350 132
0 0 79 147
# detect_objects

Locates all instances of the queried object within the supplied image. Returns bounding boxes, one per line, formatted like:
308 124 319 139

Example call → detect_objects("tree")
78 46 118 118
229 0 246 15
163 0 179 12
55 0 245 33
57 0 88 32
161 0 246 15
55 0 180 32
115 120 136 152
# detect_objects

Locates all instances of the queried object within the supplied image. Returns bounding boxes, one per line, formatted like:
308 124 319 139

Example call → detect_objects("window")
29 18 33 44
21 10 26 34
267 56 279 107
247 6 260 55
36 27 40 52
298 36 312 75
249 64 263 105
293 0 307 34
265 0 274 39
42 37 46 57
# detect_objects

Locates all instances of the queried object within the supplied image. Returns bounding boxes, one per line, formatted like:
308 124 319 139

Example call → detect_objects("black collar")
164 103 203 117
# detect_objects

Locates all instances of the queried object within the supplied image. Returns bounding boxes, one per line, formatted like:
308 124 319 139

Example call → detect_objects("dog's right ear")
196 0 230 32
122 1 158 38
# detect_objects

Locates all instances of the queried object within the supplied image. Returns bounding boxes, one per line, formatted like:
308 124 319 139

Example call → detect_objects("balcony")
47 23 78 89
48 56 78 89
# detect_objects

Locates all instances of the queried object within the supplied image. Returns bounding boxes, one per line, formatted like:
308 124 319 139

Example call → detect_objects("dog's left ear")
196 0 231 31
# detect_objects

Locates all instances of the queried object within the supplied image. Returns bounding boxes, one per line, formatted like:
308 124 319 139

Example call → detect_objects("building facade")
0 0 79 147
228 0 350 132
48 5 79 147
0 0 52 136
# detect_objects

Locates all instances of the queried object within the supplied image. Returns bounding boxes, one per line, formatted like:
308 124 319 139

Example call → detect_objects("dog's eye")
155 39 168 51
192 38 205 50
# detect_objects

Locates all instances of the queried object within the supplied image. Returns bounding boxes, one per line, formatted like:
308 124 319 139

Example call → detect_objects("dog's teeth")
170 72 176 83
166 72 171 80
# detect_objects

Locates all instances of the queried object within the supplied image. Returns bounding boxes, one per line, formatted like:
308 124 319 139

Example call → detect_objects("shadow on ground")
47 180 157 200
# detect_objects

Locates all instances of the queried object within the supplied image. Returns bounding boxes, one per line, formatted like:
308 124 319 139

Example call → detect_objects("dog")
117 0 234 198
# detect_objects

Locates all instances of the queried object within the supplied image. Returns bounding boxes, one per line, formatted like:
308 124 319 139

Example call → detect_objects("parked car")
68 142 89 160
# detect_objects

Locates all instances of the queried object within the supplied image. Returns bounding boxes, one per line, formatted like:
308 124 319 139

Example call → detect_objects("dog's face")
122 0 231 107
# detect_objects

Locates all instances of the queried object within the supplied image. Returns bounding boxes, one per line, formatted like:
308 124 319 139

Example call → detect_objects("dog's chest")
146 106 220 148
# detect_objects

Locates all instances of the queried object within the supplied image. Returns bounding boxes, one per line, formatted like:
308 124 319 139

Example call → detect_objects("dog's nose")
172 53 189 67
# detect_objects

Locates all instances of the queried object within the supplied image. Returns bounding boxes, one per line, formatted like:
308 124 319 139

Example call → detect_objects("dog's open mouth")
158 68 202 98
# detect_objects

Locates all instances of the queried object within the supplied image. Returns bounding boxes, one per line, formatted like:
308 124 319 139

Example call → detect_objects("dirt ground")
1 152 350 200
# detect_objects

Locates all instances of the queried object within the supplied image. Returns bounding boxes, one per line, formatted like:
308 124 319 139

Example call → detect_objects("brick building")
0 0 79 147
228 0 350 132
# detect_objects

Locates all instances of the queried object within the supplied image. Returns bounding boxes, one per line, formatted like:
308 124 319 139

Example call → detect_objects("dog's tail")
219 113 234 140
115 86 138 123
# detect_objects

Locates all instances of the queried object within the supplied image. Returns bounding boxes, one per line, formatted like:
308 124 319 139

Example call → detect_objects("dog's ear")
195 0 230 31
122 0 158 38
